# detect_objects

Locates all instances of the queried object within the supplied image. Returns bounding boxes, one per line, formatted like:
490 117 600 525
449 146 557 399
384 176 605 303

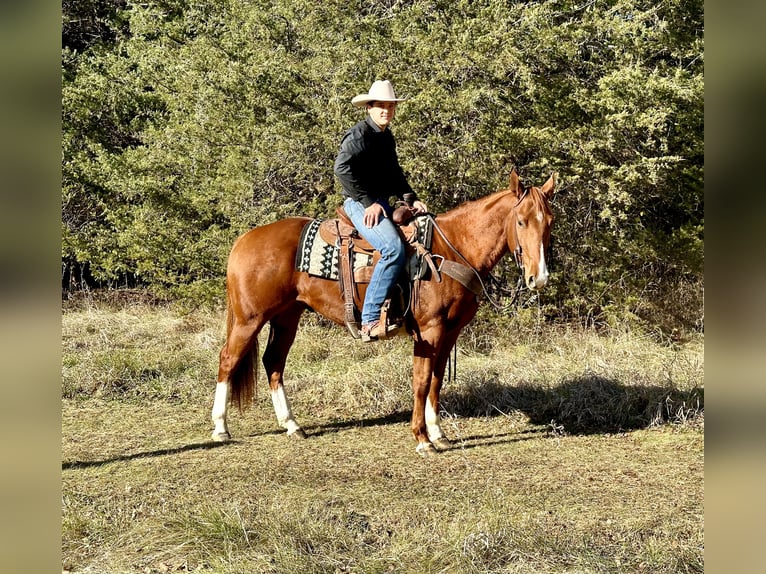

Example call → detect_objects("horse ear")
508 168 522 196
541 171 557 199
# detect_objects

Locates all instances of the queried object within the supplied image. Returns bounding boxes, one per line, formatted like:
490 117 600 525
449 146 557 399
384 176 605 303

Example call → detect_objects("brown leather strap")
338 234 361 338
439 260 483 295
379 299 391 339
415 244 441 282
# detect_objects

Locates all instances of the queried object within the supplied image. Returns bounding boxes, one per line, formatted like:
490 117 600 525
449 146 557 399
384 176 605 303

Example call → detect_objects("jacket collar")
365 115 387 133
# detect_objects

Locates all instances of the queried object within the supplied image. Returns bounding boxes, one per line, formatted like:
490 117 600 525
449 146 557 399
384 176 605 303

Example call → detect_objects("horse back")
227 217 311 279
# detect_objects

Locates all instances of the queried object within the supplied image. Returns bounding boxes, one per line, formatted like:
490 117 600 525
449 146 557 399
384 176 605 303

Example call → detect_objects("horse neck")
435 190 516 275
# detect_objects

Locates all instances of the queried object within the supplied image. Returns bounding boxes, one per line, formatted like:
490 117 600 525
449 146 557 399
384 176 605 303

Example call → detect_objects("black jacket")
334 116 416 208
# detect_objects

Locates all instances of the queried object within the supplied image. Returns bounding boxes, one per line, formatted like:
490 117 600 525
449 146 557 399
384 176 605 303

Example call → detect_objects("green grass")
62 299 703 573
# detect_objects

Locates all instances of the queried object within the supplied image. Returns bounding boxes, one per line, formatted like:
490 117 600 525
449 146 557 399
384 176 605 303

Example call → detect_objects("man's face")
367 101 397 129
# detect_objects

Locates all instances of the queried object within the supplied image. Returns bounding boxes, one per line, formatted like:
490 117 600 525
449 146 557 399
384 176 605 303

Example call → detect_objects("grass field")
62 298 703 573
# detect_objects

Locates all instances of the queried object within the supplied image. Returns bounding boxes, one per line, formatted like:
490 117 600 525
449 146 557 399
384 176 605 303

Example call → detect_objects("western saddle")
318 206 433 339
318 205 483 339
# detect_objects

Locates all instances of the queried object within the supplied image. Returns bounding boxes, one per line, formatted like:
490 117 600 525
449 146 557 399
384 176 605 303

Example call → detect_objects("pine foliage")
62 0 703 329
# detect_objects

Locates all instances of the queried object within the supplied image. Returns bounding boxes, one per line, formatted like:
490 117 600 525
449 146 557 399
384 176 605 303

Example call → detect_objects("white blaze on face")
524 209 550 290
535 241 549 288
271 386 301 435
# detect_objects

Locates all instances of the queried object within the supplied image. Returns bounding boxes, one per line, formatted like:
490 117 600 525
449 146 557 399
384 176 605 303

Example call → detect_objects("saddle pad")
295 219 373 280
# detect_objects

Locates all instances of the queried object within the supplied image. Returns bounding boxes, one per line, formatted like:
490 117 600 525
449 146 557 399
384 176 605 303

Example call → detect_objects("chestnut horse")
212 168 556 456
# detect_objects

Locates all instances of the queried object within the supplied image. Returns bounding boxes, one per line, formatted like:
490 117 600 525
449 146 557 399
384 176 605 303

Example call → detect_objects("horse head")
506 169 556 290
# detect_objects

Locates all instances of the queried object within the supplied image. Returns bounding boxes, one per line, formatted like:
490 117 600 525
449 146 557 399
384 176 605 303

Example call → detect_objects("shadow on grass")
300 413 547 450
301 415 550 451
449 428 549 451
62 415 414 471
442 372 704 435
302 411 412 437
63 374 702 470
62 441 231 470
276 372 702 442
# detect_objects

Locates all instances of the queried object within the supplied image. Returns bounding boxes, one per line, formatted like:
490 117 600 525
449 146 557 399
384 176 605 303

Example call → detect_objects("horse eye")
518 220 524 227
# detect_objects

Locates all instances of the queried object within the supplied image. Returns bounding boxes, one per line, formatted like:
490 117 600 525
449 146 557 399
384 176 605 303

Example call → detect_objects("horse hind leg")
211 380 231 442
212 318 262 442
264 307 306 439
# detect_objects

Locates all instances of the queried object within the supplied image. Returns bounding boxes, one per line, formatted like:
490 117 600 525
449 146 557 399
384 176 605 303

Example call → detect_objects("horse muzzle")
526 274 547 290
526 262 549 290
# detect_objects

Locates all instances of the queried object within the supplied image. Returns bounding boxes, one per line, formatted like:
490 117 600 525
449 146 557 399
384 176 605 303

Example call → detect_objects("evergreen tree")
62 0 703 329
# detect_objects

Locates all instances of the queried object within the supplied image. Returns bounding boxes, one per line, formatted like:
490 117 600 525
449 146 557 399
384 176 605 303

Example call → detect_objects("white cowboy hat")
351 80 407 107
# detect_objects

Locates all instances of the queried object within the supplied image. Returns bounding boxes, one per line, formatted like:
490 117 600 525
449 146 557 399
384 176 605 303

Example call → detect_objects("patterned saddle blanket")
295 216 433 282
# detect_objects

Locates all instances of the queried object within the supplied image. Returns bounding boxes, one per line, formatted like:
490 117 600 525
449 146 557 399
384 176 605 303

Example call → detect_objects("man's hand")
412 200 428 214
363 203 387 227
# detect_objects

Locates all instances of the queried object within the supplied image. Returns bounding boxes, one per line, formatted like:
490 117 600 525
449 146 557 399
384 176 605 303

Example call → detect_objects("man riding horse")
211 78 556 456
334 80 428 341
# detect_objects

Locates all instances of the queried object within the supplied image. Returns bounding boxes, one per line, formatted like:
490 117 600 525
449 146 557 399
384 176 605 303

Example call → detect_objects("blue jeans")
343 197 406 325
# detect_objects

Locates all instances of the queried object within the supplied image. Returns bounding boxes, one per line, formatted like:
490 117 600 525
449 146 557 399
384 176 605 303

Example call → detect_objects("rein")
433 186 538 385
426 207 525 313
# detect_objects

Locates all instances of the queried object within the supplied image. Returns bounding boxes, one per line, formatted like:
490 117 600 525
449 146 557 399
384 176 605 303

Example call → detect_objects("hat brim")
351 95 407 108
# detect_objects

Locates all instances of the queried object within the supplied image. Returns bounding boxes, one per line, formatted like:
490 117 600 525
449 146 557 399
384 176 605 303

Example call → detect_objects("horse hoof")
211 431 231 442
415 442 439 458
288 428 307 440
432 437 452 451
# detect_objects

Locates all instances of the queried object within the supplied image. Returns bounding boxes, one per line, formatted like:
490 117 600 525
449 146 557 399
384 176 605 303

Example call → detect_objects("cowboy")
334 80 428 341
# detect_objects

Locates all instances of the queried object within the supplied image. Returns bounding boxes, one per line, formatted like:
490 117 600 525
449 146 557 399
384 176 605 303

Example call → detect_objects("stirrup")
360 320 402 342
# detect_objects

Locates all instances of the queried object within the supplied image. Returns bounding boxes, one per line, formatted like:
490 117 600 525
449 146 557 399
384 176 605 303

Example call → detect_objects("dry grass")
62 299 703 573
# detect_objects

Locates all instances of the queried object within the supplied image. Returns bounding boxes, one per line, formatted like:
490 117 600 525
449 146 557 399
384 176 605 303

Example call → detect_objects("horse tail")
225 288 258 412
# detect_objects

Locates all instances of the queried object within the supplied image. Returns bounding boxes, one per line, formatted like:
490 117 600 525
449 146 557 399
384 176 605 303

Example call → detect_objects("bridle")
437 184 546 383
510 187 529 271
426 185 536 312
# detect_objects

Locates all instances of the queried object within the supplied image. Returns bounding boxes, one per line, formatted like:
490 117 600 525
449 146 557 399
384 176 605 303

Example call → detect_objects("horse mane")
526 184 548 212
438 188 517 225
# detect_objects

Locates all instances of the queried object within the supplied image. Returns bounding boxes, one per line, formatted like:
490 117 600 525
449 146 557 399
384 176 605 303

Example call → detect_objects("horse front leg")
425 331 460 451
411 337 441 457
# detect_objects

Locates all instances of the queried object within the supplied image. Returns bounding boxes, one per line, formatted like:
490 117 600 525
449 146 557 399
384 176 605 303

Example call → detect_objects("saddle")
320 206 438 339
321 204 418 241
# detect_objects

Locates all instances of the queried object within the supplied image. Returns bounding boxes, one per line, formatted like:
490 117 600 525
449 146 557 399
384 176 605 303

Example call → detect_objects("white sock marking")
426 397 444 441
271 386 301 435
211 382 230 437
